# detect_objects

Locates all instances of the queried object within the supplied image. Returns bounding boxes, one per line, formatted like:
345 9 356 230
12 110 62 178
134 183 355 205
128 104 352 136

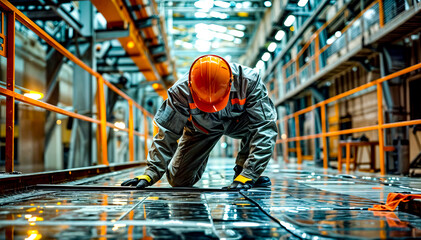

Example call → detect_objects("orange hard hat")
188 55 232 113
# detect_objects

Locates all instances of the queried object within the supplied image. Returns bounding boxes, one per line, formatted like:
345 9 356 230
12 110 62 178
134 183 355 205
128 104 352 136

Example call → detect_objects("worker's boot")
233 165 271 188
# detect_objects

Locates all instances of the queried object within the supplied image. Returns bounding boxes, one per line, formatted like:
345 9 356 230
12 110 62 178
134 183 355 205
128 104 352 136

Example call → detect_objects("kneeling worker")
121 55 278 190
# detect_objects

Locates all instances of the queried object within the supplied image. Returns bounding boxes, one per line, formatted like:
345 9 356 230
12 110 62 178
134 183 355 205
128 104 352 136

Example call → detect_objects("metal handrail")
282 0 382 89
277 61 421 175
0 0 155 172
275 0 421 175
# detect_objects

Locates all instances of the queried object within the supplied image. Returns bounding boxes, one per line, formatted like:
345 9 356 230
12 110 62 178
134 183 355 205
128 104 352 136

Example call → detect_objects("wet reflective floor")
1 158 421 239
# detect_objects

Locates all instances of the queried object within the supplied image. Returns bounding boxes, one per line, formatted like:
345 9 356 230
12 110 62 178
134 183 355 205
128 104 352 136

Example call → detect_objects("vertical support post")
321 104 328 169
378 0 384 28
346 143 351 173
338 144 343 172
295 61 300 87
143 113 148 159
281 117 289 163
315 36 320 72
128 100 134 162
96 77 108 165
5 12 15 173
283 118 289 163
294 115 302 164
377 83 386 175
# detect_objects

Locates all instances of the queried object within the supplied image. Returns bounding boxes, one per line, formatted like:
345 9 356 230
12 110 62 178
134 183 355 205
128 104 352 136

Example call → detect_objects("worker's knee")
166 174 194 187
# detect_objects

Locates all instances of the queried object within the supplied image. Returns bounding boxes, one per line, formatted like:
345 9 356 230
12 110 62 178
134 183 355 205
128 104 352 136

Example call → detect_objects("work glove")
121 175 152 189
227 175 253 190
233 165 272 188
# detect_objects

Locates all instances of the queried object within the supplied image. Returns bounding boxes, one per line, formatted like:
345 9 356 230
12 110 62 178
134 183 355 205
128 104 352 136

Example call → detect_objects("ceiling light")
256 60 264 69
24 91 44 100
335 31 342 38
195 39 212 52
215 32 234 41
261 52 271 61
212 41 220 48
214 0 230 8
182 42 193 49
234 38 242 44
196 27 215 40
194 0 214 10
195 23 208 30
209 11 228 19
208 24 227 32
114 121 126 130
268 42 277 52
243 1 252 8
196 30 214 41
264 1 272 7
326 36 335 45
235 3 242 8
194 12 208 18
228 29 244 37
297 0 308 7
152 83 160 89
127 41 135 49
284 15 295 27
235 24 246 31
275 30 285 41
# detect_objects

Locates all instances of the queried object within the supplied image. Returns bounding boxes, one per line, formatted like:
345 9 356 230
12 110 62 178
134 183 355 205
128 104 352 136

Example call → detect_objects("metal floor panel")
1 158 421 239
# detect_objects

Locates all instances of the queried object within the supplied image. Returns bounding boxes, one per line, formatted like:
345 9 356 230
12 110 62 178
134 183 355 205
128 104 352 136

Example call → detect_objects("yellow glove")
121 175 151 189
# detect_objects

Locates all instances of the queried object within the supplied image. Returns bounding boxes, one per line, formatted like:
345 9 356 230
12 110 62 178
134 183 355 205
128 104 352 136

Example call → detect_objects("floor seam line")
116 193 150 221
203 193 220 239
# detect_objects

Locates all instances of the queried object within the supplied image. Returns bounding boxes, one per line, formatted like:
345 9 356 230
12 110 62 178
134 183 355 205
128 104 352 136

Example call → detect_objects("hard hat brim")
192 89 230 113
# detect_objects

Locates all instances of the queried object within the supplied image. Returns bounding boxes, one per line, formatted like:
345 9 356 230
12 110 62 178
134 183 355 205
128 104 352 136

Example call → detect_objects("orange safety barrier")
275 0 421 175
0 0 155 172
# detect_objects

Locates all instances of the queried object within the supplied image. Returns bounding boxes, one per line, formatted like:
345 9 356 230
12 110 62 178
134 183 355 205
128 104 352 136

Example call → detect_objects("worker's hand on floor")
121 175 151 189
227 175 253 190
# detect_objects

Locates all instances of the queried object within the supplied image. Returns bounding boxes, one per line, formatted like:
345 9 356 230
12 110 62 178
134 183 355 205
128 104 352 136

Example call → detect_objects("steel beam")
69 1 95 168
91 0 168 99
173 48 246 56
95 28 131 42
98 66 151 73
166 7 266 13
42 0 84 35
263 0 331 82
173 17 256 25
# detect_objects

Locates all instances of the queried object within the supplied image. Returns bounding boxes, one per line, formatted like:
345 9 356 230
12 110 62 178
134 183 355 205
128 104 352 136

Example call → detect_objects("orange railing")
277 62 421 175
0 0 154 173
275 0 421 175
282 0 383 92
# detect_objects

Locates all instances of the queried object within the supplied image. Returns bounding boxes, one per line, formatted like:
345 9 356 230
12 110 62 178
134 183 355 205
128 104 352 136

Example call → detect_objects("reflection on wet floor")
1 158 421 239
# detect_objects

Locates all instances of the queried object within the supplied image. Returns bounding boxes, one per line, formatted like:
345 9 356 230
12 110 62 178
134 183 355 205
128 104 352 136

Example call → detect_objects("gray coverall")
143 63 278 187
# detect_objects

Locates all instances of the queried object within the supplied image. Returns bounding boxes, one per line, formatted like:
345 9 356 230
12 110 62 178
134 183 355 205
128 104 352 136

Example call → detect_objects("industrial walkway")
1 158 421 239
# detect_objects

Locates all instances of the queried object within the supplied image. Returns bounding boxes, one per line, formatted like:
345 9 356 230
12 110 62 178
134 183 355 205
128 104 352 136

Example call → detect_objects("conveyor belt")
35 184 242 192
